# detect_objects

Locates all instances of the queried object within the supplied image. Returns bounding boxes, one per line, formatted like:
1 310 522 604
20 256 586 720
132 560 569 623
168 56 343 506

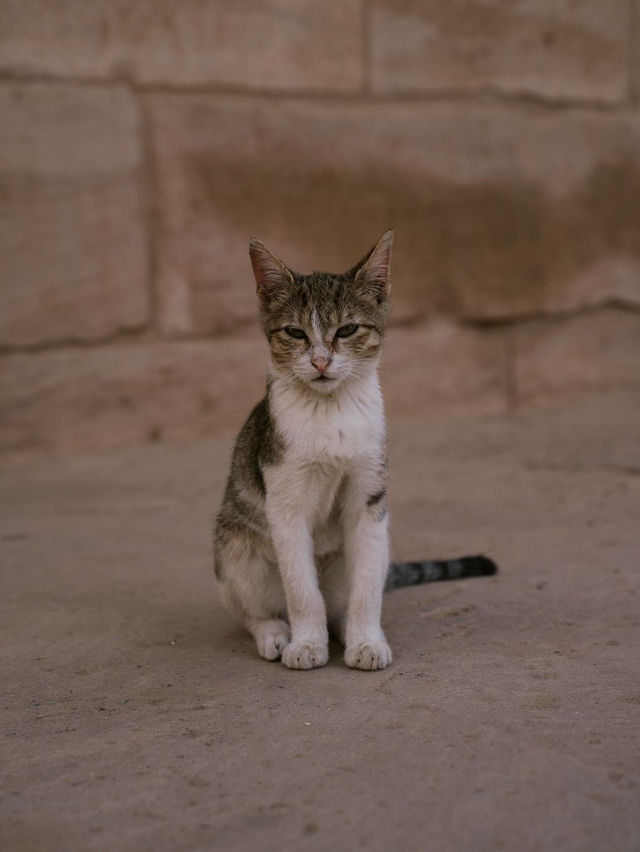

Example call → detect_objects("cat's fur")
214 231 496 671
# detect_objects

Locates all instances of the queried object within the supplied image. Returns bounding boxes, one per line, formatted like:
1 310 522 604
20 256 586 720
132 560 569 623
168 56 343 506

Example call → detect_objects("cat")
214 230 496 671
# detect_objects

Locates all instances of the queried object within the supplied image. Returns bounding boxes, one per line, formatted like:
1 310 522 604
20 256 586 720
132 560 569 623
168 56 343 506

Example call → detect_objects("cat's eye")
335 323 359 338
284 326 307 340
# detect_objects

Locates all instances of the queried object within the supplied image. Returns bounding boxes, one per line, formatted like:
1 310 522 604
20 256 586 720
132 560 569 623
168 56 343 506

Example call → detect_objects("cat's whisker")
376 368 405 384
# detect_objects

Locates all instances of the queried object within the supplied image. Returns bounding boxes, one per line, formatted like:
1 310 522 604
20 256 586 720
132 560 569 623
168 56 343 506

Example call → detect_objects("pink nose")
311 354 332 374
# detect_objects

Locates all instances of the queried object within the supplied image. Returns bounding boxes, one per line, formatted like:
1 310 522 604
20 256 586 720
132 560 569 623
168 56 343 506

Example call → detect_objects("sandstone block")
147 95 640 334
370 0 629 103
0 334 266 456
0 0 363 91
0 83 149 347
514 308 640 404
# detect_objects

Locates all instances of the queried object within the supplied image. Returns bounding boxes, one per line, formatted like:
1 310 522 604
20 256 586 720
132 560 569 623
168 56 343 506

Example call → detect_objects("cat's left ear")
353 229 393 303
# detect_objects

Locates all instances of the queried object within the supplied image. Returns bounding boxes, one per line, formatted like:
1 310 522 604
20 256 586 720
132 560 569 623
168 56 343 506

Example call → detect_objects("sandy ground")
1 390 639 852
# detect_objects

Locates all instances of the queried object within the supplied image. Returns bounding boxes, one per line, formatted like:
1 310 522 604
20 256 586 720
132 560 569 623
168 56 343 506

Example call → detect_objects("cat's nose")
311 353 332 374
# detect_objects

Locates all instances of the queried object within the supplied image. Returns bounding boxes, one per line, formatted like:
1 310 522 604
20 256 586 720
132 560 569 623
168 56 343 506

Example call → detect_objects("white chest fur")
269 373 385 463
265 374 384 548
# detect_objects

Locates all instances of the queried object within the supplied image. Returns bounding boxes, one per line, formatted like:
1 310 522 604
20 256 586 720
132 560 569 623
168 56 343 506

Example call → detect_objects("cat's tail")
385 555 497 592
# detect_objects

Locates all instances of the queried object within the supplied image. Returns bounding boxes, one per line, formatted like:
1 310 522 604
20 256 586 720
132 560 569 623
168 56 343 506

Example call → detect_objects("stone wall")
1 1 639 455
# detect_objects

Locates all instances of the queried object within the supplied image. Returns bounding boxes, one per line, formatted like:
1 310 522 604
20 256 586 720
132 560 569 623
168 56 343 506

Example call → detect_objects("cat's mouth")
309 374 340 391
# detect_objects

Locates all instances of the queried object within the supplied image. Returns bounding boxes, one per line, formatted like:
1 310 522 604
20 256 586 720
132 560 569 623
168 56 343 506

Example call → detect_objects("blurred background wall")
1 0 639 456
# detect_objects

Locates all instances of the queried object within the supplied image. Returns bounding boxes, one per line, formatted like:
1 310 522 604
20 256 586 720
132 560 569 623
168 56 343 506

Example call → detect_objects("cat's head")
249 230 393 394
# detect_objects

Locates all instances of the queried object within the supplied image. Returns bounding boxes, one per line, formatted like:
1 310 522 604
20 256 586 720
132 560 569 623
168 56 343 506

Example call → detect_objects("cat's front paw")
345 640 392 671
281 640 328 670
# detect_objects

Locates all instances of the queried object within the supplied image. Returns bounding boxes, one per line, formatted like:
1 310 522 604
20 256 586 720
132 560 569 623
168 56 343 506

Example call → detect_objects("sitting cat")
214 230 495 671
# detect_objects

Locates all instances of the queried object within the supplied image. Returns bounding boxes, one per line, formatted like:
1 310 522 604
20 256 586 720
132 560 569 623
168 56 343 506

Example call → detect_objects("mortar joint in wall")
361 0 372 96
630 0 640 104
136 94 160 331
0 69 630 113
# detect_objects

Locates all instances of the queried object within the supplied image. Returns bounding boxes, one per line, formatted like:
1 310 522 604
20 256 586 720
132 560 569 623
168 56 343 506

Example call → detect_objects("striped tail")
385 555 497 592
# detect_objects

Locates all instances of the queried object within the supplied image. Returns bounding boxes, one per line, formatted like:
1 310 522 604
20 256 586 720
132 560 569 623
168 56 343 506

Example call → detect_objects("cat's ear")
249 239 293 300
353 229 393 302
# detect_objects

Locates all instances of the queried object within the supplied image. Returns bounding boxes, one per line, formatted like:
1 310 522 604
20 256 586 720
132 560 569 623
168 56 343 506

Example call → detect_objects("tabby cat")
214 231 495 671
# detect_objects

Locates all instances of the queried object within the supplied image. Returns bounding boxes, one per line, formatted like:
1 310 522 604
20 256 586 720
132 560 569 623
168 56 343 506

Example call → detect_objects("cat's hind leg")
249 618 291 661
215 526 289 661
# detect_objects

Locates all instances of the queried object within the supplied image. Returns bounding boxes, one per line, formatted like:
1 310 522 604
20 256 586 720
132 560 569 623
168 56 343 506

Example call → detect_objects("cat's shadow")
141 597 243 649
140 601 360 668
139 596 352 669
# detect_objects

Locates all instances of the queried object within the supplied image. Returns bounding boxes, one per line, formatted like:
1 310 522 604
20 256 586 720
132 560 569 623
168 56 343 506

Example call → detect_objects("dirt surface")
2 390 639 851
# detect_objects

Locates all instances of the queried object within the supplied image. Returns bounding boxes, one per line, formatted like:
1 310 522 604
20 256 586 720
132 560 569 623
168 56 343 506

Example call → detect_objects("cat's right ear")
249 239 293 301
